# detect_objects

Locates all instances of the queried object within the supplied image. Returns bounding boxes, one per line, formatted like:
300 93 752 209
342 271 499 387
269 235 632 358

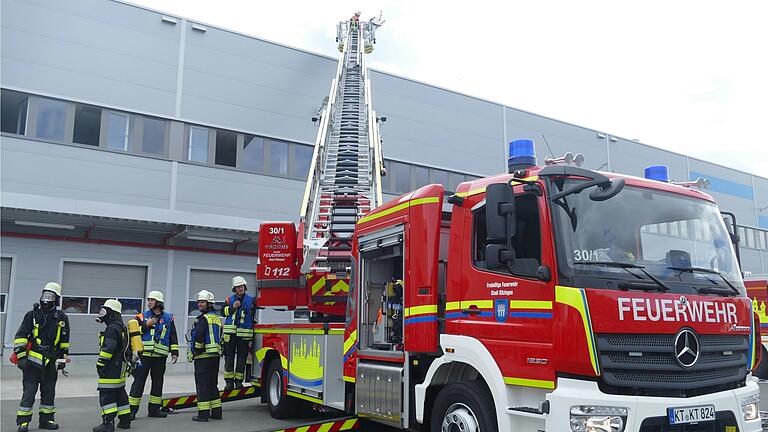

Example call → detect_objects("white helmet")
196 290 215 303
232 276 247 292
103 299 122 314
147 291 164 303
355 11 361 16
43 282 62 297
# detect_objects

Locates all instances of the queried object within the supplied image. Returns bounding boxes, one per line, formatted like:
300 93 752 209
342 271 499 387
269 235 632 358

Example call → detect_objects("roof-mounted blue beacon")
508 139 536 173
644 165 669 182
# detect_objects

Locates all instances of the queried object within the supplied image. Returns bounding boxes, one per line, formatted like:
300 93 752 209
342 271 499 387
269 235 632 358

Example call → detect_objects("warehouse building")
1 0 767 354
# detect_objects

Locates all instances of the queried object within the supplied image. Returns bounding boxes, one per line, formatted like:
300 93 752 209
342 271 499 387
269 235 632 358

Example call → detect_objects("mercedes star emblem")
674 328 700 368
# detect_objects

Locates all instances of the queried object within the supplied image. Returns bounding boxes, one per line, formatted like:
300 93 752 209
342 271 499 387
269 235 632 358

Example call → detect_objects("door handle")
461 306 482 316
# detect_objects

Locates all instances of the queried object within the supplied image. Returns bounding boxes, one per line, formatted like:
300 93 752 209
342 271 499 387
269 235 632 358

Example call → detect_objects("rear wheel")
430 380 498 432
265 358 300 419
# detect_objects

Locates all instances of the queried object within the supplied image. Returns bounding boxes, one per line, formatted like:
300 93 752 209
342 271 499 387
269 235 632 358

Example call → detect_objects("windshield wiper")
666 266 741 297
573 261 670 292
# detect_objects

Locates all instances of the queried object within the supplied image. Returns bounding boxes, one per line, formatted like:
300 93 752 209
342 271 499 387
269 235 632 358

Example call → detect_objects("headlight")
570 406 628 432
741 394 760 421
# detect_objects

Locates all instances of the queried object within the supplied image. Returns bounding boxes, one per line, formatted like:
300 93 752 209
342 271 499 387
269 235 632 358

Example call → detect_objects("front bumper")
545 378 762 432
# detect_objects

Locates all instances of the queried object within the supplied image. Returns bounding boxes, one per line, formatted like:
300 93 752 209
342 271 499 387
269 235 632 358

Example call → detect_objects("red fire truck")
252 15 762 432
746 276 768 378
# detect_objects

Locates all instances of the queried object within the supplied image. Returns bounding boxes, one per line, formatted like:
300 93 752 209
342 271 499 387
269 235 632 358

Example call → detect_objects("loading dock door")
62 262 147 354
1 257 11 353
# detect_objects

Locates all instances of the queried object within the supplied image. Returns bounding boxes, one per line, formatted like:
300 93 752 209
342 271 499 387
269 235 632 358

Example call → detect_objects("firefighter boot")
116 416 131 429
39 420 60 430
224 378 234 390
128 405 138 420
147 406 167 418
92 418 115 432
17 423 29 432
210 407 222 420
192 411 209 422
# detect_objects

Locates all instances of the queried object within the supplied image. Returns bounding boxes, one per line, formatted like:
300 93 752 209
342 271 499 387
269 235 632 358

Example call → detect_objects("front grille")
596 333 748 396
639 411 738 431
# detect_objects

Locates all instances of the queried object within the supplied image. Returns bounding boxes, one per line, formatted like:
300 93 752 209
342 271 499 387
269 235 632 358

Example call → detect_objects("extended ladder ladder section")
298 17 385 316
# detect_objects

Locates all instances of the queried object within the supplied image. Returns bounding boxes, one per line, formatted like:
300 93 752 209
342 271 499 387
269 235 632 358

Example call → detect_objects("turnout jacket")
97 320 130 390
135 310 179 357
191 311 222 360
14 307 70 368
222 293 257 339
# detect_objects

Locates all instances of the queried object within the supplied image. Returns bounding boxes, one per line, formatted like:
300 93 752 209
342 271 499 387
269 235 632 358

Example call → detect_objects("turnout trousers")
16 362 58 426
99 387 131 424
223 336 250 386
128 355 167 413
194 357 221 419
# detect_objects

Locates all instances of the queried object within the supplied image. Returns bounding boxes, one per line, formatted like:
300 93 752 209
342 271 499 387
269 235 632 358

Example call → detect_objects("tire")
430 380 498 432
753 345 768 379
265 358 300 419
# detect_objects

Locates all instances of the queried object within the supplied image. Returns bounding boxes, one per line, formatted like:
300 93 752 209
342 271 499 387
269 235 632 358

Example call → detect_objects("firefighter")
94 299 132 432
14 282 70 432
350 11 361 30
221 276 257 390
190 290 223 422
128 290 178 419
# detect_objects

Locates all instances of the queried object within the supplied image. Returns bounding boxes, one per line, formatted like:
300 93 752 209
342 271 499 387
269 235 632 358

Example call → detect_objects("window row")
0 292 6 313
0 89 313 180
383 160 480 195
60 296 143 316
739 226 768 251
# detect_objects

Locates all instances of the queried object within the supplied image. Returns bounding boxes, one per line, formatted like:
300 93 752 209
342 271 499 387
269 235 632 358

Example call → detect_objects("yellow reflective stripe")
555 286 599 375
280 354 288 370
446 301 461 311
343 375 356 383
59 342 69 348
404 305 438 317
128 396 142 406
197 400 211 409
170 344 179 351
340 419 358 430
286 390 323 404
98 377 127 384
54 324 61 346
256 347 273 364
194 342 204 348
509 300 552 310
14 337 28 346
311 277 326 295
148 395 163 404
357 196 440 225
99 351 113 359
503 376 555 389
210 398 222 408
453 176 539 198
117 405 131 415
343 330 357 354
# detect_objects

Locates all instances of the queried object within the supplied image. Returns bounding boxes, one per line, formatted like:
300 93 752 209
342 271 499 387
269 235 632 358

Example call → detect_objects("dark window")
390 161 410 194
141 117 167 155
214 129 237 167
1 90 28 134
61 296 88 314
412 165 429 189
430 169 449 189
293 144 313 179
242 135 264 172
73 104 101 146
267 139 288 176
0 292 6 313
473 193 541 277
36 98 68 140
118 298 142 315
89 297 109 314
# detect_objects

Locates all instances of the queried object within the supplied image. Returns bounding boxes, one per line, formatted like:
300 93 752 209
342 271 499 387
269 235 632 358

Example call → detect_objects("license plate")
667 404 716 425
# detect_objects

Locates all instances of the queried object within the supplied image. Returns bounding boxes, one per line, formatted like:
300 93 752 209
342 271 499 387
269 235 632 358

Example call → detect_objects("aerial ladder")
256 15 385 318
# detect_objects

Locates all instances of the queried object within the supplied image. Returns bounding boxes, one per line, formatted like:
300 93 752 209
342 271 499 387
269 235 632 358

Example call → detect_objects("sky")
127 0 768 178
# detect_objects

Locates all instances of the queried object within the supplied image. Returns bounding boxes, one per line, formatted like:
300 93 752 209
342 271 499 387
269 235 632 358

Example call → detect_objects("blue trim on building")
689 171 754 200
758 215 768 230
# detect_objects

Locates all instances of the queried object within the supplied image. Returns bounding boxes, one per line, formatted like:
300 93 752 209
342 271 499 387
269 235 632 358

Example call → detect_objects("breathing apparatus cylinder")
127 319 144 355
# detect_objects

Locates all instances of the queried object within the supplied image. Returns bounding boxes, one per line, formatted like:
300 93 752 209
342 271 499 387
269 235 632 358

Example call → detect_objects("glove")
56 361 66 370
187 351 193 363
17 357 29 371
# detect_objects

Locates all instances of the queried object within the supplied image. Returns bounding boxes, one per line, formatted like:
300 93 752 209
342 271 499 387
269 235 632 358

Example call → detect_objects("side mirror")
537 265 551 282
589 178 625 202
485 183 515 240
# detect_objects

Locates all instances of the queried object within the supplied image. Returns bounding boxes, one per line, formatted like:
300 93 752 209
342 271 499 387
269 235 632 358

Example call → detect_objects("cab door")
455 184 556 388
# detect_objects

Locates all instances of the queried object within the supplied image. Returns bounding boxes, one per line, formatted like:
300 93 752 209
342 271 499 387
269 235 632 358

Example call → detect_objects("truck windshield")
550 179 744 295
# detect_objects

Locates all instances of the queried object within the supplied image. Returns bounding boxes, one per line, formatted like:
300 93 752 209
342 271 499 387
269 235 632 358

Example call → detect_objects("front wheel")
430 381 498 432
265 358 300 418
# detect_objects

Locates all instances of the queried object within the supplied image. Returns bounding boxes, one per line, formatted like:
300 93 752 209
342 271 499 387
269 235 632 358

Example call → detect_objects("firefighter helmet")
231 276 247 292
147 291 164 303
196 290 215 303
43 282 62 297
102 299 122 314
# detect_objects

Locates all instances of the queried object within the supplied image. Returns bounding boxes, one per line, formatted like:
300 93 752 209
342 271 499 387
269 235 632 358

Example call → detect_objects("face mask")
96 307 108 323
40 292 57 309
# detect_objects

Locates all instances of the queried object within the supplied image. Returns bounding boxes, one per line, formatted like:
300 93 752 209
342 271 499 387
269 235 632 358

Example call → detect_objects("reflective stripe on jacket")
191 312 222 359
139 310 174 356
223 294 255 339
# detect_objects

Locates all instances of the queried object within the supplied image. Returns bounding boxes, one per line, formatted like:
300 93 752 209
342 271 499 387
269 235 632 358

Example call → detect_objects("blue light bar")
644 165 669 182
508 139 536 173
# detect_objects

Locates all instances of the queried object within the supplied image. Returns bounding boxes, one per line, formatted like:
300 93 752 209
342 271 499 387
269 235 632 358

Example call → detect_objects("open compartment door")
404 184 444 353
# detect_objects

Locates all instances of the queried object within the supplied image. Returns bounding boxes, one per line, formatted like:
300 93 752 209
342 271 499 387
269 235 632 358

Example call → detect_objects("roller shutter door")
1 258 11 353
186 270 291 337
62 262 146 354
